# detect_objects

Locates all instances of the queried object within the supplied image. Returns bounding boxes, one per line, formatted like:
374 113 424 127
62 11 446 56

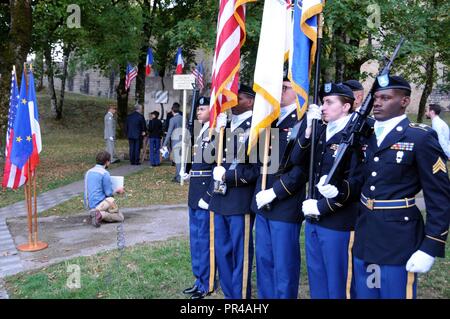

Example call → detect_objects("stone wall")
42 55 449 120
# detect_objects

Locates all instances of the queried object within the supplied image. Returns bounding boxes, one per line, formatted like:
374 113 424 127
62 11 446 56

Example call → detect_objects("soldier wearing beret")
251 77 309 299
209 84 258 299
180 97 216 299
318 75 450 299
301 83 362 299
343 79 365 112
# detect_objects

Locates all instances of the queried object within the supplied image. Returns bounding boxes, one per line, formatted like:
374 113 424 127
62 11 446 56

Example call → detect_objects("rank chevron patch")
432 157 447 174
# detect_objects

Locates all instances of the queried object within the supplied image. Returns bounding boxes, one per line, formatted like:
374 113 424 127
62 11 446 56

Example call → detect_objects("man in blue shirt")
84 151 125 227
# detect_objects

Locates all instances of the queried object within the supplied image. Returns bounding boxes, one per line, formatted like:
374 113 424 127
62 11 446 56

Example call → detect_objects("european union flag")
289 0 323 118
10 69 33 169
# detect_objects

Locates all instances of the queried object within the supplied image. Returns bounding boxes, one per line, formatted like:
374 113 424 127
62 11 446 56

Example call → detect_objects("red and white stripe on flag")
209 0 255 128
125 65 138 90
2 68 27 189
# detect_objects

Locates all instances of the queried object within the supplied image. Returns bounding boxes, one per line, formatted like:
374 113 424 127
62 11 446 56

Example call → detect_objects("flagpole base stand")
17 241 48 252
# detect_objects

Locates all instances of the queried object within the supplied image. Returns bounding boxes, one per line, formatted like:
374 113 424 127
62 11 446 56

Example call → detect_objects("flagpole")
17 63 48 252
180 89 188 186
23 162 33 246
261 127 272 210
307 12 324 206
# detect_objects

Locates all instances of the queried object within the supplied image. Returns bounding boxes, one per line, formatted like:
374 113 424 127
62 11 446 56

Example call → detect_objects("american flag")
2 68 26 189
209 0 253 128
125 63 138 90
192 62 204 91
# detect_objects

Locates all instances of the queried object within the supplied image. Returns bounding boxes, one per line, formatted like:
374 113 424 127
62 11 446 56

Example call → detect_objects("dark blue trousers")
354 257 417 299
188 207 213 294
128 138 140 164
305 222 354 299
255 214 301 299
149 138 161 166
214 213 254 299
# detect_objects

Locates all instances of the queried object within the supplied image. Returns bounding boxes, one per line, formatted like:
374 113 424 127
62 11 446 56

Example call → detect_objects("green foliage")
80 1 143 72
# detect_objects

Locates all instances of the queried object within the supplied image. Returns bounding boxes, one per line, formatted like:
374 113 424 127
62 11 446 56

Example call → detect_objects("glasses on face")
282 85 292 92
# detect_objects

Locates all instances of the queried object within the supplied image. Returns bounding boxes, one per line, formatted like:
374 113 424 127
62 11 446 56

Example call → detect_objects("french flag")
174 47 184 74
145 47 154 76
27 68 42 173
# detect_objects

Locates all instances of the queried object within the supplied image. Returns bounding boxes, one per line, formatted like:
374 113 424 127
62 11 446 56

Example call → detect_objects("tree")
0 0 32 148
81 0 143 136
373 0 450 122
32 0 85 120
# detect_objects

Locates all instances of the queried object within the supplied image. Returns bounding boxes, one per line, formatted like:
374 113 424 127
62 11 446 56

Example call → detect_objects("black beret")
320 82 355 100
197 96 210 106
343 79 364 91
238 84 255 98
373 75 411 92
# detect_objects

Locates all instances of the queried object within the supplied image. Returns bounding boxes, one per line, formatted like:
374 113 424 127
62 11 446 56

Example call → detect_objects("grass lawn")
0 92 129 208
41 163 188 217
4 226 448 299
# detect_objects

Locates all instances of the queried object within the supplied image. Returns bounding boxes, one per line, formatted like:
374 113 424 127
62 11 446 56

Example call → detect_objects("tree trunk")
0 0 32 149
44 44 58 119
116 69 129 138
417 54 435 123
135 0 157 106
56 46 71 120
136 59 146 105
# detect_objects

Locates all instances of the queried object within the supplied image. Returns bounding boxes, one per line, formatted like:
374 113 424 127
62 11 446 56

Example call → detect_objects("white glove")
213 166 226 182
109 136 114 141
302 199 320 217
179 169 190 181
406 250 435 273
215 113 227 133
255 188 276 209
306 104 322 128
317 175 339 199
198 198 209 210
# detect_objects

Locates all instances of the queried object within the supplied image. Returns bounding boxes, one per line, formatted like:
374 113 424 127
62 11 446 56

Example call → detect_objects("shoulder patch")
409 123 432 132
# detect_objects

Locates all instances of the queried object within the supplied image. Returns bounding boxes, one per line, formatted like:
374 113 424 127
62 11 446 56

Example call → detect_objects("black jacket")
147 118 163 138
126 111 146 139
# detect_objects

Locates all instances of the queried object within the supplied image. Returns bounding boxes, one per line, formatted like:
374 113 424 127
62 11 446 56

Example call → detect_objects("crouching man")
84 151 125 227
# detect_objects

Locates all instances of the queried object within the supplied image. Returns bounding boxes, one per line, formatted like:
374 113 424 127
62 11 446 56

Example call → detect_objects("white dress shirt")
374 114 407 146
277 103 297 126
432 116 450 158
231 111 253 132
326 114 352 142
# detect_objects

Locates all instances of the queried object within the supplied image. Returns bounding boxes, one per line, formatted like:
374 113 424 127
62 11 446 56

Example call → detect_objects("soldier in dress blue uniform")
318 75 450 299
301 83 363 299
209 85 259 299
179 97 216 299
251 78 307 299
343 79 365 112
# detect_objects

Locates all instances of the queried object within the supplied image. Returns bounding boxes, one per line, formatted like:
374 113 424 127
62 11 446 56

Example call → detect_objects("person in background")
104 104 119 163
147 111 163 167
84 151 125 228
426 103 450 159
163 103 183 182
343 79 365 111
126 104 146 165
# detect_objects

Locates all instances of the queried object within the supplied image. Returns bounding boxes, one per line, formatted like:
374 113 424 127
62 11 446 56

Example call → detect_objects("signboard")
154 90 169 104
173 74 195 90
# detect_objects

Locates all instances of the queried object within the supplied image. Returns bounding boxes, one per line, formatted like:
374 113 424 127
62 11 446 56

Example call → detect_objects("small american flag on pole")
125 63 138 90
192 62 204 91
